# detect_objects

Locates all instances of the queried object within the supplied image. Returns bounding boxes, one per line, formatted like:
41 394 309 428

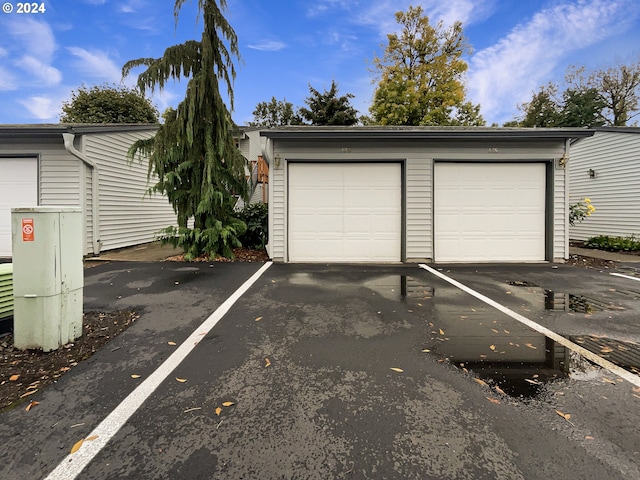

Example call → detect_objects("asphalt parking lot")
1 260 639 479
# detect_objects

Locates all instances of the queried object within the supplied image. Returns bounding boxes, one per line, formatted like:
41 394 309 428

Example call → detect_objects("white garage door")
435 162 546 262
288 163 401 262
0 158 38 257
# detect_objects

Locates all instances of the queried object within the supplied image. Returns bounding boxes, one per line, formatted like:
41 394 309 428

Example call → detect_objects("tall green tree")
369 5 484 126
123 0 247 260
60 84 158 123
248 97 303 127
560 87 606 127
517 83 563 127
567 61 640 126
298 80 359 125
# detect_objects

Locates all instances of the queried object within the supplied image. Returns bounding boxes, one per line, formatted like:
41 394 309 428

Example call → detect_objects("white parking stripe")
45 262 273 480
610 272 640 282
419 264 640 388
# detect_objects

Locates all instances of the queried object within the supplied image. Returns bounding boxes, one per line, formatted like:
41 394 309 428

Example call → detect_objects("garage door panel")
435 163 546 262
288 163 401 262
0 158 38 257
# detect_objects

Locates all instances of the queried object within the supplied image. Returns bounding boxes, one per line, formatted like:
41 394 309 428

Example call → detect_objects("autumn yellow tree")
370 5 484 126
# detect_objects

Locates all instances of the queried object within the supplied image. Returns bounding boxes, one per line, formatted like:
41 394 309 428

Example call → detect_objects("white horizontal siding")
406 158 431 261
554 164 566 260
569 131 640 240
84 131 178 252
271 161 285 261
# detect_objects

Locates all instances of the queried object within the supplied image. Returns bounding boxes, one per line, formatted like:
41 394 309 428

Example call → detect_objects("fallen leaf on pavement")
525 343 537 349
265 358 271 367
19 390 37 398
25 401 39 411
494 386 506 396
215 407 222 416
491 329 499 334
184 407 202 413
390 367 404 372
421 349 430 352
70 439 84 454
131 374 141 379
255 316 263 322
489 345 496 351
167 341 177 346
600 347 613 353
473 378 488 387
439 329 445 335
524 378 541 385
9 375 19 381
602 377 616 385
486 397 500 404
86 436 99 442
176 378 187 383
222 401 234 407
555 410 571 421
585 436 594 440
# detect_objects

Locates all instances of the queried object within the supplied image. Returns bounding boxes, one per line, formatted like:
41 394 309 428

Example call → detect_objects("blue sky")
1 0 639 126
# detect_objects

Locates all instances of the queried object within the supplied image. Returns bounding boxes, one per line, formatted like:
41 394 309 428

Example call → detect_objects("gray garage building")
261 126 593 263
0 124 176 258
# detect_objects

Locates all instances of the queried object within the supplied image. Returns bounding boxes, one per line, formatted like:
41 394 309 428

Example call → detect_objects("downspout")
562 138 571 261
62 132 101 255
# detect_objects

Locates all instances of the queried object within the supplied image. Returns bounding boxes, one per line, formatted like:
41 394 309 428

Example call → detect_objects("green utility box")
11 207 83 351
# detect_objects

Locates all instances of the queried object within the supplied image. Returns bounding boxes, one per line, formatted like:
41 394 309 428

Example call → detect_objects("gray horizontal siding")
569 131 640 240
84 131 177 252
268 137 569 263
406 158 431 261
553 165 566 260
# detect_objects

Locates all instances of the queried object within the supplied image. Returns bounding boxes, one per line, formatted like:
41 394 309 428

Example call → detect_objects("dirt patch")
0 310 138 412
566 254 616 270
165 247 270 263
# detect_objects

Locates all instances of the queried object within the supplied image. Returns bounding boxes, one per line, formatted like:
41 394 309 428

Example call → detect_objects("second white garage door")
288 163 401 262
0 158 38 257
434 162 546 262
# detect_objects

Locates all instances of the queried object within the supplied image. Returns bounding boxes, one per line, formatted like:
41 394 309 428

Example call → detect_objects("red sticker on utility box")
21 218 34 242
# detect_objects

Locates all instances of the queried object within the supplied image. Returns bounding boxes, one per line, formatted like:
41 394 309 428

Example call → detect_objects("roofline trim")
260 127 595 140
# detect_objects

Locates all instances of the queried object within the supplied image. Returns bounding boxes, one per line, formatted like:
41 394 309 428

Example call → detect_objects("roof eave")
260 127 595 140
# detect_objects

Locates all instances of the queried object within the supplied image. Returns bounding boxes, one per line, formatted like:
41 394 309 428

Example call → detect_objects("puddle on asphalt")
283 271 622 399
364 275 434 301
506 282 625 313
421 284 570 400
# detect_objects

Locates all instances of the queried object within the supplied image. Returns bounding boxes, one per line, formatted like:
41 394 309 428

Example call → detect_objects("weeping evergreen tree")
123 0 247 259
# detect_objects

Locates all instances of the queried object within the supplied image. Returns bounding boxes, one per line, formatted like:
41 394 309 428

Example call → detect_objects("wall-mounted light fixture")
274 154 281 168
588 168 596 178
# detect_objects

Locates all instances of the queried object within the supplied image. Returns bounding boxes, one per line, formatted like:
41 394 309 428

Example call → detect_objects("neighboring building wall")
83 130 177 252
569 129 640 240
266 137 567 263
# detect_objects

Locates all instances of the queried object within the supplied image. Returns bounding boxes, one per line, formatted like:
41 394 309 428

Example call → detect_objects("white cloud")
4 17 57 60
119 0 146 14
17 96 59 120
149 88 181 113
247 40 287 52
310 0 493 35
67 47 123 83
17 56 63 86
467 0 639 124
0 67 17 91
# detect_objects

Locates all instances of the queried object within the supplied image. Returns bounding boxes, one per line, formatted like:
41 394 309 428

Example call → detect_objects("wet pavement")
1 262 639 479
